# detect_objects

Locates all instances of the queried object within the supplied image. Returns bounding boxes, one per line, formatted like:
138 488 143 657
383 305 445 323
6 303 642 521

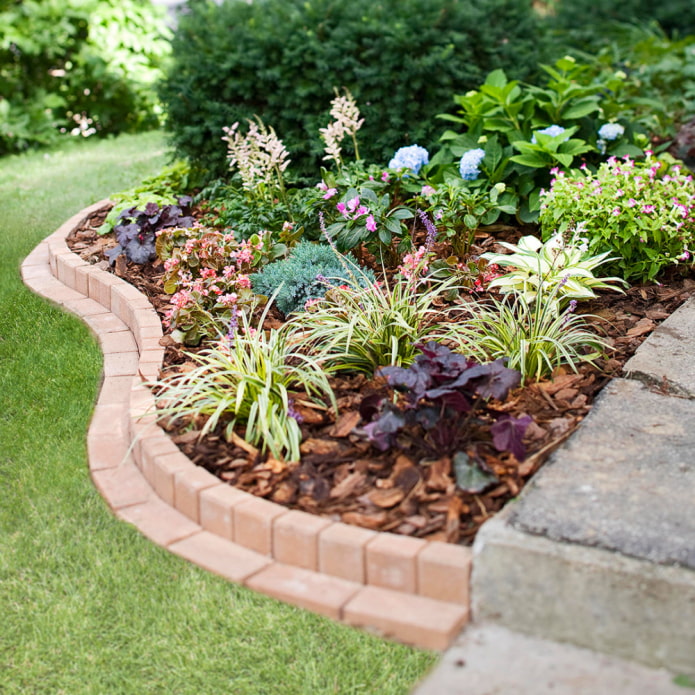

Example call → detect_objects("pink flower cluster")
335 195 377 232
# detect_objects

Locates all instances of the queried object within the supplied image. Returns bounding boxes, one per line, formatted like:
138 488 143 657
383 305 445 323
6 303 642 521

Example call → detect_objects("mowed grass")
0 132 436 694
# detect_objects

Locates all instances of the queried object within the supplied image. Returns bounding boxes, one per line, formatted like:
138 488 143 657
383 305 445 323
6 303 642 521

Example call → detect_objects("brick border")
21 202 470 651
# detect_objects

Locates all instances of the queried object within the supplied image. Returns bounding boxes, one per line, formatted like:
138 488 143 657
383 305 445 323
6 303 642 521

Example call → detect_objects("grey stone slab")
510 378 695 569
471 510 695 676
623 296 695 398
412 623 686 695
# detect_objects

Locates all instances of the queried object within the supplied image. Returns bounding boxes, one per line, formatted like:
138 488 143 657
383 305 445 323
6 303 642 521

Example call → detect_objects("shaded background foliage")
159 0 545 180
0 0 171 155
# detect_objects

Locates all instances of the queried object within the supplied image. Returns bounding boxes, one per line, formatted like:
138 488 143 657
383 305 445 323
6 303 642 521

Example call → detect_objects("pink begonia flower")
323 188 338 199
347 196 360 213
220 293 238 307
236 274 251 289
421 185 436 197
365 215 377 232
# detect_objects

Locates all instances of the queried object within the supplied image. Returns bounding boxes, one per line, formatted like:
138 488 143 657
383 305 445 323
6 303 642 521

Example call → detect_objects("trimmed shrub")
159 0 545 180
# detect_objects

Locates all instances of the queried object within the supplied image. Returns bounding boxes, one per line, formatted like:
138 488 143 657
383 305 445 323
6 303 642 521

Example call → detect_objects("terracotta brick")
129 417 163 464
83 311 128 335
88 270 122 310
21 275 63 300
343 586 469 651
366 533 427 594
272 510 333 571
74 264 100 296
21 242 49 267
417 541 472 606
117 496 201 547
87 427 130 471
90 402 129 442
174 466 222 523
111 282 151 329
149 451 191 506
132 312 163 350
245 563 360 620
233 496 288 556
137 361 161 382
97 375 136 406
21 263 52 283
169 531 271 582
56 252 86 289
103 350 139 377
138 433 183 486
199 484 249 540
138 347 165 364
99 330 138 355
91 461 153 511
319 523 377 584
63 297 110 318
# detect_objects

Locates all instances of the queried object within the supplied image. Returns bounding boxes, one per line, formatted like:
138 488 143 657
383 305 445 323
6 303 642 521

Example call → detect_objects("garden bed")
67 204 695 546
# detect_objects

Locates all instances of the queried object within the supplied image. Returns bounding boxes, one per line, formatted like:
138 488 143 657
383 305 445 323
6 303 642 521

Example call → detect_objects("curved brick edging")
20 202 470 651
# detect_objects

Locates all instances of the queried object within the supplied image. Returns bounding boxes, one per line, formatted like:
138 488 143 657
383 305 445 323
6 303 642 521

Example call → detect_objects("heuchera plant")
359 341 532 492
106 196 194 265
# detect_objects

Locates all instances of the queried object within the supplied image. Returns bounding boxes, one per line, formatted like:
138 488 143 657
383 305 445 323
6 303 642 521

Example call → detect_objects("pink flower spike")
365 214 377 232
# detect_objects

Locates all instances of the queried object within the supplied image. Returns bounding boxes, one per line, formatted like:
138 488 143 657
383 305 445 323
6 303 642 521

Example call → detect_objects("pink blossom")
611 207 621 216
381 171 390 182
220 293 238 307
200 268 218 280
336 202 348 216
346 196 360 213
420 185 436 197
641 205 656 214
322 188 338 200
316 181 328 191
627 198 637 208
365 215 377 232
236 274 251 289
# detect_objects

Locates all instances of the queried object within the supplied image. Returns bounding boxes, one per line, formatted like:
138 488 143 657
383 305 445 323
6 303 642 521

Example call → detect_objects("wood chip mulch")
67 206 695 545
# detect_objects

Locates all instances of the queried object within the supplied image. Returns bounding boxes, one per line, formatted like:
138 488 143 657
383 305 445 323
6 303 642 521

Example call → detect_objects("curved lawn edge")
21 201 470 651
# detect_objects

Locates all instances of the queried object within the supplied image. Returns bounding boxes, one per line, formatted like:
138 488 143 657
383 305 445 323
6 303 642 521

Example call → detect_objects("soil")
67 205 695 545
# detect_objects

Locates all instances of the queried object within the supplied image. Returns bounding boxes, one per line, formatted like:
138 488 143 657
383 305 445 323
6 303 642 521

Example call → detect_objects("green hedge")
159 0 545 180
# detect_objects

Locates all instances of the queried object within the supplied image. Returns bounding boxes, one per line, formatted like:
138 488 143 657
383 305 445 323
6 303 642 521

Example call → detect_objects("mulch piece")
67 205 695 545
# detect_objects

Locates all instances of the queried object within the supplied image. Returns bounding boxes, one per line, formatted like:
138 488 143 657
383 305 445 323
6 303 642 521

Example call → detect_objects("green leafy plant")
433 57 645 221
448 290 610 381
290 260 461 376
250 240 375 316
159 0 544 181
153 304 336 462
539 152 695 283
481 231 626 305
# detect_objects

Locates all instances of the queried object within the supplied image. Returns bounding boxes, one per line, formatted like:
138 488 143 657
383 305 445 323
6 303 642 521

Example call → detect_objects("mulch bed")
67 205 695 545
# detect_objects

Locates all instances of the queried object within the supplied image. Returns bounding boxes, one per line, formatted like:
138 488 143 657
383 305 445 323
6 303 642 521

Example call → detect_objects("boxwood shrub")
159 0 546 180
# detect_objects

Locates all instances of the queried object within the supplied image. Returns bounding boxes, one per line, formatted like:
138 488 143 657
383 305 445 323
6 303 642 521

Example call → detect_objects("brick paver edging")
20 202 470 651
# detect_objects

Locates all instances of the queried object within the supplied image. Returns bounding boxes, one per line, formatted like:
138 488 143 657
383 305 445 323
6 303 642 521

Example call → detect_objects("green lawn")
0 132 436 695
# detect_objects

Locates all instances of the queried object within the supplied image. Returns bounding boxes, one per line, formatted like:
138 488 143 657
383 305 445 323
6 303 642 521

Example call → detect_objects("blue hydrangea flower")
531 125 566 144
388 145 430 175
597 123 625 141
459 148 486 181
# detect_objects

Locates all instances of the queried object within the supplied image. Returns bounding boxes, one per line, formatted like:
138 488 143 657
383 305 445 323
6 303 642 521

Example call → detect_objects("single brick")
21 242 49 267
56 252 86 290
199 485 249 540
273 510 333 571
74 264 100 296
169 531 271 583
91 461 152 511
63 297 110 319
21 263 52 283
99 330 138 355
343 586 469 651
245 563 360 620
111 282 151 330
87 430 130 471
88 271 122 310
117 496 200 547
366 533 427 594
97 375 136 407
90 403 129 442
83 311 128 335
234 496 288 556
417 541 472 606
149 451 192 506
138 433 183 486
132 312 163 350
174 466 222 523
319 523 377 584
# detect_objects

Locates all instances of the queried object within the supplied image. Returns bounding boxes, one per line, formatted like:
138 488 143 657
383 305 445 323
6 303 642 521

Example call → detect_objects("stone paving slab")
412 623 687 695
510 377 695 569
624 295 695 398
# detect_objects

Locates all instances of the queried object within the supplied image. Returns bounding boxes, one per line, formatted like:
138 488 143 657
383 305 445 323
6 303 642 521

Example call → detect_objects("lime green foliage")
434 56 645 221
539 153 695 282
159 0 544 180
0 133 435 694
251 240 374 316
482 232 626 305
0 0 171 155
448 291 609 381
154 305 336 462
290 267 460 375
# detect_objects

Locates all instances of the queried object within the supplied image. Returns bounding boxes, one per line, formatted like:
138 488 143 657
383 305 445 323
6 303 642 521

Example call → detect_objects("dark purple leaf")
474 360 521 401
490 414 533 461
